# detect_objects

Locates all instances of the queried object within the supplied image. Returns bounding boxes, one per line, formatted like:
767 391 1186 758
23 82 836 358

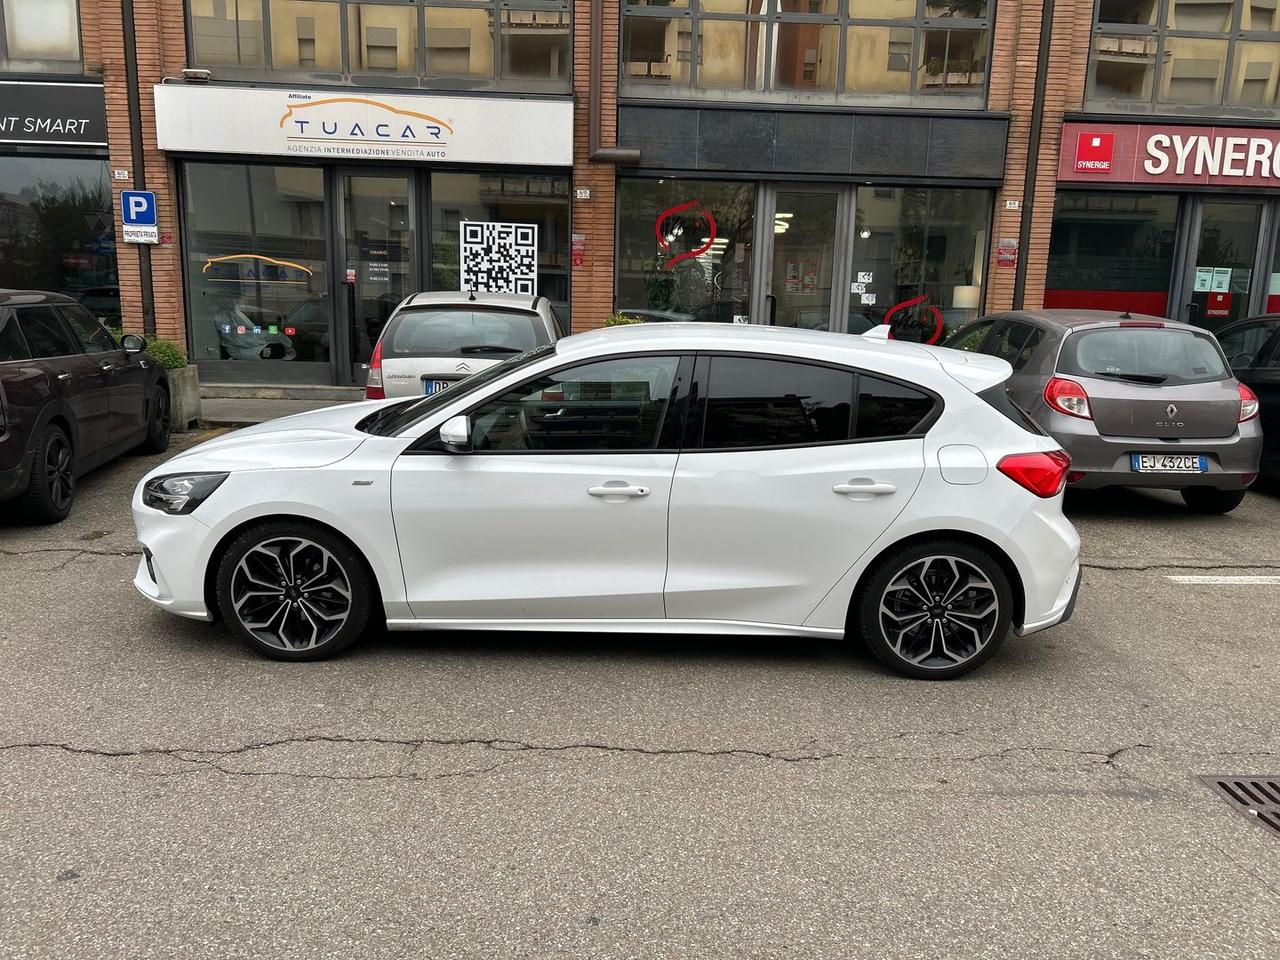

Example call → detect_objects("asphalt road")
2 433 1279 959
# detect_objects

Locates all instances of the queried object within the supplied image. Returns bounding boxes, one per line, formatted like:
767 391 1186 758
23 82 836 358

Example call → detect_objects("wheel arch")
203 514 386 624
845 529 1026 633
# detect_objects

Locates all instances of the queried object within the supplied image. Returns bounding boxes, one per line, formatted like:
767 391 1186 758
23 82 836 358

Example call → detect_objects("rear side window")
701 357 855 449
386 307 548 358
16 306 80 359
987 321 1045 373
1058 326 1228 385
0 311 31 362
856 375 936 438
59 305 117 354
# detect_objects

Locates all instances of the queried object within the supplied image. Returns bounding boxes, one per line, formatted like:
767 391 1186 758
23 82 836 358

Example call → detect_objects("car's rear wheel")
1180 487 1248 515
138 385 171 454
15 424 74 524
854 541 1013 680
215 521 373 660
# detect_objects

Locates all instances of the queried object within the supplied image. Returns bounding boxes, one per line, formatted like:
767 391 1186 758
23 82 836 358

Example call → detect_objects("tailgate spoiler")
927 345 1013 393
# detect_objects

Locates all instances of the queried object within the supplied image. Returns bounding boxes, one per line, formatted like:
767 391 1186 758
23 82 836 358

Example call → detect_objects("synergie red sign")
1060 121 1280 187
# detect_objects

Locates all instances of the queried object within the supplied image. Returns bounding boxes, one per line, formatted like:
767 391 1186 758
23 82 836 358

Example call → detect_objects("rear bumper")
1003 501 1081 636
1049 417 1263 490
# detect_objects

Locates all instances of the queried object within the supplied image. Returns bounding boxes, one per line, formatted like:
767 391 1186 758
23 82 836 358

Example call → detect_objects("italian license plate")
1130 453 1207 473
423 379 451 396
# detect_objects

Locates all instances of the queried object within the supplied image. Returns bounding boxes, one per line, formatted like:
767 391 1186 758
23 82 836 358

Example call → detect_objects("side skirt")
385 618 845 639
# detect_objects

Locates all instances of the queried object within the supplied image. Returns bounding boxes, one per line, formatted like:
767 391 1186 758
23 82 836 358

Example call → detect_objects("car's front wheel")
1181 487 1248 515
215 521 374 660
854 541 1013 680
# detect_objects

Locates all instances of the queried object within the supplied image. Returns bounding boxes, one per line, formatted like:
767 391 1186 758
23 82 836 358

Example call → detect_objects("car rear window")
1057 326 1229 386
386 307 547 359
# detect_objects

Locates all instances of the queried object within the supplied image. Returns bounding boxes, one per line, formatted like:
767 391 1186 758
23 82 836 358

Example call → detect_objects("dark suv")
0 291 171 523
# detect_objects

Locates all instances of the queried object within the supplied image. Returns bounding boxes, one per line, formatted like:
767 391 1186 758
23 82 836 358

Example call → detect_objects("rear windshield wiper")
459 345 523 354
1089 371 1168 384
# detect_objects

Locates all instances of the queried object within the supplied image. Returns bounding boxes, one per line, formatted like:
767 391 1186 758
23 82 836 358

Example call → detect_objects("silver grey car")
943 310 1262 514
365 291 565 399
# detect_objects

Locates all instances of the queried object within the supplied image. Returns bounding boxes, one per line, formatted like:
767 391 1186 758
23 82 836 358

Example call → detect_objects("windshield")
357 343 556 437
386 307 546 358
1056 327 1229 386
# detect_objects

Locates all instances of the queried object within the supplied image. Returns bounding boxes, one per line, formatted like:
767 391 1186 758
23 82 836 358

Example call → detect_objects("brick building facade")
2 1 1277 391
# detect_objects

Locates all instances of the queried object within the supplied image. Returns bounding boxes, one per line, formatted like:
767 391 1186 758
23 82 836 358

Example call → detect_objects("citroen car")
943 310 1262 513
133 323 1080 679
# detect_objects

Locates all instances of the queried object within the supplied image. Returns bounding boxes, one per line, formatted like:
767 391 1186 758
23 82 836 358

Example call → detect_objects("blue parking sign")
121 190 158 244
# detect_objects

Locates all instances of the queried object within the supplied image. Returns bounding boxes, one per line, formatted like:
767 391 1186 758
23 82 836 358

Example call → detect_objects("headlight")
142 472 229 515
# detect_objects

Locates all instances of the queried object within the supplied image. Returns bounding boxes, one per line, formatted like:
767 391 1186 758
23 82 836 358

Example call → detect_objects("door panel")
15 306 110 463
664 441 926 625
391 453 677 619
767 188 842 330
59 305 147 446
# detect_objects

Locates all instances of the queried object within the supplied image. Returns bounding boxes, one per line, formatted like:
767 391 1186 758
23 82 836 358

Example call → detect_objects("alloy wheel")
878 555 1001 669
230 537 352 651
45 435 73 512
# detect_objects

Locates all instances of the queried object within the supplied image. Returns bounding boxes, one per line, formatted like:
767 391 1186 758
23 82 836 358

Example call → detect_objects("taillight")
998 450 1072 498
365 339 384 400
1044 377 1091 419
1239 382 1259 423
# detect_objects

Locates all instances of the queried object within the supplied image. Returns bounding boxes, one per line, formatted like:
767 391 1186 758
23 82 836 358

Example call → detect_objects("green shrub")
605 313 647 327
144 338 188 370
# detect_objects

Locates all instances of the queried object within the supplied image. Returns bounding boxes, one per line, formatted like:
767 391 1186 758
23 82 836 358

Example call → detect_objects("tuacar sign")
1060 121 1280 187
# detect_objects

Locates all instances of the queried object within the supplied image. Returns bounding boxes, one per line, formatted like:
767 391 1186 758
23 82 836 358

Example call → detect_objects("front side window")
1089 0 1280 113
187 0 571 90
1 0 82 71
945 319 994 352
16 306 80 359
58 305 118 354
1217 319 1280 368
622 0 991 106
469 355 681 452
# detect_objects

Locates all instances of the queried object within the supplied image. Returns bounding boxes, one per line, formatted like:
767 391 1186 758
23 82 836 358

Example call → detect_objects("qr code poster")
459 221 538 296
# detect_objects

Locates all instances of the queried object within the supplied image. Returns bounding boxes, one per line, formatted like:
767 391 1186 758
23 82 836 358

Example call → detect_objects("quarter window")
469 356 681 451
16 306 79 359
58 305 118 355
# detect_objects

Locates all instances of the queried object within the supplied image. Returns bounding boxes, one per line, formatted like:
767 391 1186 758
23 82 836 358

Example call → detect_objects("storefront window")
0 0 81 71
0 157 116 321
850 187 990 341
183 163 330 365
1089 0 1280 113
616 178 755 324
430 173 570 318
186 0 569 89
621 0 990 105
1045 191 1179 317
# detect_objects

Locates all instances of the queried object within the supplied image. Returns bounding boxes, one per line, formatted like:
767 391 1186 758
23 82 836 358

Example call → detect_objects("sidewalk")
197 383 365 428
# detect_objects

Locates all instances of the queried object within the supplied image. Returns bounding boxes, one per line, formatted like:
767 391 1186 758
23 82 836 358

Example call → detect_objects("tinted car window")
1218 320 1279 369
944 320 994 353
387 308 547 358
978 384 1046 435
1057 327 1229 385
701 357 854 449
17 306 80 359
856 375 936 439
0 311 31 362
470 356 680 452
59 305 118 354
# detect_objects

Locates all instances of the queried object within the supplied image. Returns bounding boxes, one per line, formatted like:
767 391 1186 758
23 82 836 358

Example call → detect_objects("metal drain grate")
1200 776 1280 836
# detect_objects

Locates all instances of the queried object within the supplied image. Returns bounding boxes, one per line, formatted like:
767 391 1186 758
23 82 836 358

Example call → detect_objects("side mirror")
121 334 146 354
439 414 471 453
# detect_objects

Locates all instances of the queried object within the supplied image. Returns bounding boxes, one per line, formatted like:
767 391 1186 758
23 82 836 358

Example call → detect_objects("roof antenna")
1119 309 1132 319
468 285 477 302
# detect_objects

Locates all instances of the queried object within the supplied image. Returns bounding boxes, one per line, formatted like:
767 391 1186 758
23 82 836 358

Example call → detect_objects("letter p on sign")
120 190 159 244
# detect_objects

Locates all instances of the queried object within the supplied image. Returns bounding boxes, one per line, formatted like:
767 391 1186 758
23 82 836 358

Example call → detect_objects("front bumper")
131 496 215 621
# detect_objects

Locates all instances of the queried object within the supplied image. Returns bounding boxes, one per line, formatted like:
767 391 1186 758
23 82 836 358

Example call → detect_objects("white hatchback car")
133 324 1081 679
366 291 564 399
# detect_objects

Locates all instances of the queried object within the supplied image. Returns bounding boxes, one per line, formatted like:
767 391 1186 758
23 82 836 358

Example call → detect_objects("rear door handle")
587 481 650 499
56 372 72 382
833 479 897 497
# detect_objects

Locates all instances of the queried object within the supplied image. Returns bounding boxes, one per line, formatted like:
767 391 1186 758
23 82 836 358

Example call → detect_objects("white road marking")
1166 575 1280 585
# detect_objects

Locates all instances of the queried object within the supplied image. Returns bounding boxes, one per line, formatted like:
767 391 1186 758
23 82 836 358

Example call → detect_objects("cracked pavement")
2 434 1279 958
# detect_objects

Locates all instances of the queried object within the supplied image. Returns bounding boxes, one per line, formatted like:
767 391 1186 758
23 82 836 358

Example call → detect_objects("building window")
0 157 116 323
1089 0 1280 112
1045 191 1180 316
0 0 82 71
182 163 331 365
621 0 991 105
616 178 757 323
187 0 570 90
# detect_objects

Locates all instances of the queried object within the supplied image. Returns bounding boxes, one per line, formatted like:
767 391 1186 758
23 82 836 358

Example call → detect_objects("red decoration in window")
655 199 718 270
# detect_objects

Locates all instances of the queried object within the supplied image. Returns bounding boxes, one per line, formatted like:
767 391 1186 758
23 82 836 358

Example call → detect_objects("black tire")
14 424 74 524
138 385 171 454
1181 487 1248 515
852 540 1014 680
215 520 374 661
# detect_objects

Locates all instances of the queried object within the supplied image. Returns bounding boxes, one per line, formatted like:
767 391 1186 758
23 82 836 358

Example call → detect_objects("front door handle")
99 361 115 372
833 479 897 498
56 371 72 382
587 481 650 499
